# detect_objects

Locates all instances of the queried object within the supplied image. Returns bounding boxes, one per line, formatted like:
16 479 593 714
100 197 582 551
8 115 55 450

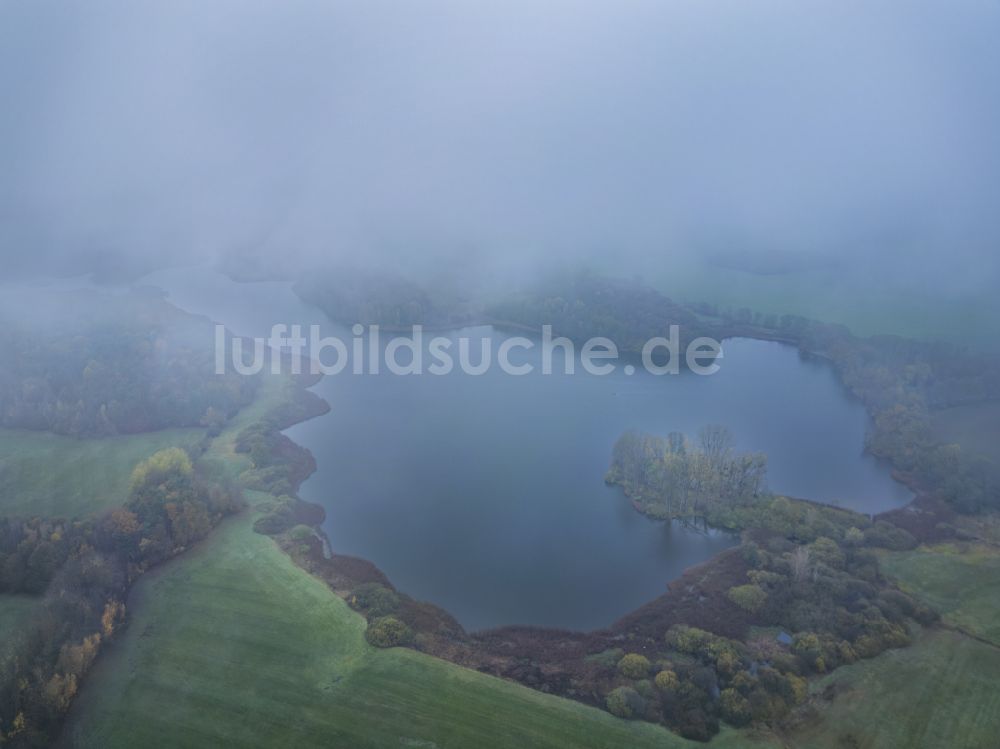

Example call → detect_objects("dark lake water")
143 268 912 631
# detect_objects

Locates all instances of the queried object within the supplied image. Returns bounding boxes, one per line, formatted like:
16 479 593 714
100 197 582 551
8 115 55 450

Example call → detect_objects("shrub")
252 509 294 535
666 624 713 654
584 647 624 669
786 673 808 704
676 707 717 742
843 526 865 546
654 669 679 692
633 679 655 700
288 524 315 541
838 640 858 664
365 616 412 648
715 649 741 677
251 496 297 535
351 583 400 617
727 583 768 613
741 541 766 567
617 653 651 679
792 632 824 672
810 537 846 569
720 688 752 726
606 686 645 719
863 521 917 551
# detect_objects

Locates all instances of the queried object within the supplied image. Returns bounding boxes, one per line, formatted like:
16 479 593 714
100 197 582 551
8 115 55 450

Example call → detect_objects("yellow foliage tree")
58 633 102 677
43 673 78 712
102 600 126 638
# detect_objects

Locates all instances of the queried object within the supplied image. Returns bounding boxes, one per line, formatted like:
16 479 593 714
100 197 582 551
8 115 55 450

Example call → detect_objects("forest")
0 293 256 437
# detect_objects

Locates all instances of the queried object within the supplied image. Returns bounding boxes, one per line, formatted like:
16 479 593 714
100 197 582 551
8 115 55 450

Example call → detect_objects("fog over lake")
143 268 910 631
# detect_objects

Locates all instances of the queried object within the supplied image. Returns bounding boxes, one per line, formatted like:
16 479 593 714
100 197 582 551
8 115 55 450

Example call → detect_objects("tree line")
486 271 713 353
0 447 243 746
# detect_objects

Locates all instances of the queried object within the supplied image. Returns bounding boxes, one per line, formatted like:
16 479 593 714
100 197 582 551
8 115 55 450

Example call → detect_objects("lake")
142 268 912 631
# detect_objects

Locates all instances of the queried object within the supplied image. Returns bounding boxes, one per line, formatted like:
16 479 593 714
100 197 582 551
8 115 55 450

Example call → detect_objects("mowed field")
785 540 1000 748
879 543 1000 645
64 375 775 749
787 628 1000 749
645 260 1000 348
0 426 205 517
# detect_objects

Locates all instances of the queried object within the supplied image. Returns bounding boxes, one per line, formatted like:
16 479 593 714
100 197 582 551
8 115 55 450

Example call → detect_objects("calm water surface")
143 268 911 631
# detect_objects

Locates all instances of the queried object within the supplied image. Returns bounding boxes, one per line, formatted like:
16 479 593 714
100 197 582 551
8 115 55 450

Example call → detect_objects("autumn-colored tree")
365 616 412 648
654 669 679 693
43 673 78 713
617 653 650 679
57 633 102 678
102 600 125 638
727 584 768 614
105 508 140 536
128 448 198 527
720 688 751 726
164 500 211 548
809 537 845 569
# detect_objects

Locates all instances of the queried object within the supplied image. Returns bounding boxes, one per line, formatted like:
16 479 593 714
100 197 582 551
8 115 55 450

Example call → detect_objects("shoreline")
258 327 929 638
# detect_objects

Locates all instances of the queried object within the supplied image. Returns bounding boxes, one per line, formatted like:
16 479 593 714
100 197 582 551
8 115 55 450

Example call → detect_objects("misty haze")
1 2 998 748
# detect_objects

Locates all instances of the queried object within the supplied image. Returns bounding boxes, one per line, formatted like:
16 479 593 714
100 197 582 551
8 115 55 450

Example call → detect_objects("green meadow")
0 426 205 518
788 628 1000 749
786 539 1000 748
65 506 721 749
878 542 1000 646
645 260 999 348
65 376 774 748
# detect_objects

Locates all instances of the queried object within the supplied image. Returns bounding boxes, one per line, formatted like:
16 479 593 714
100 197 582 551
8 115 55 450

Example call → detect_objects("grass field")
787 543 1000 747
63 499 777 749
0 426 205 518
640 259 999 349
787 629 1000 749
65 506 711 749
878 543 1000 646
64 376 776 748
